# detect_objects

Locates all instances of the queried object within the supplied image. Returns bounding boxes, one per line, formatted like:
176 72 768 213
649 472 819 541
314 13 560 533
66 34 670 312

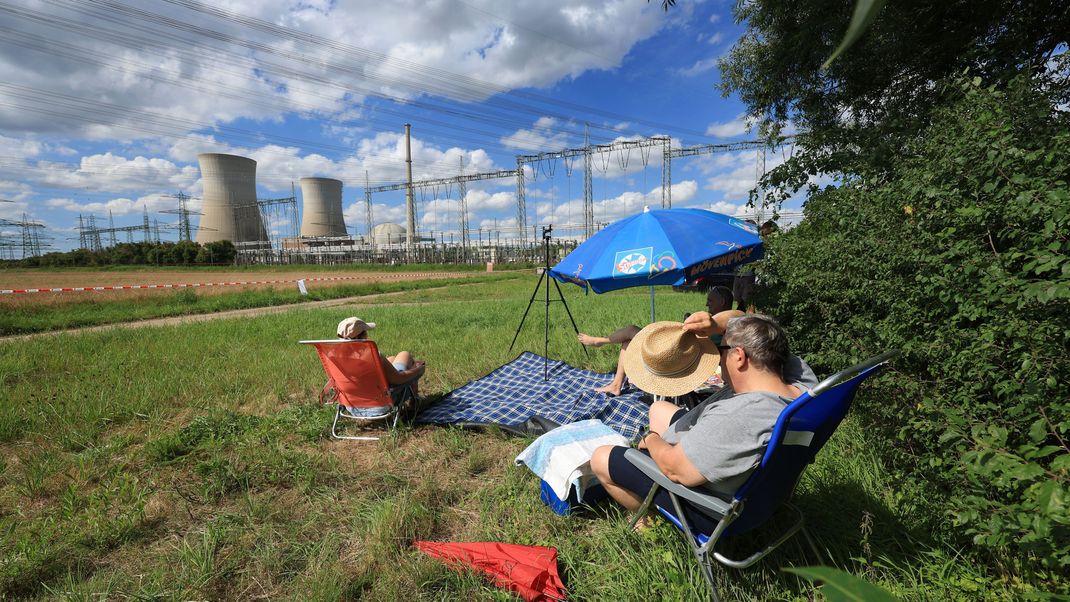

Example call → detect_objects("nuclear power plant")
60 131 795 266
195 153 269 245
183 148 561 264
299 177 347 237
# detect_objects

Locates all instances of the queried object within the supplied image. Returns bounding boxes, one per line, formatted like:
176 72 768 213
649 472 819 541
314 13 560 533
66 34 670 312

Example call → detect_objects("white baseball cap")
336 317 376 339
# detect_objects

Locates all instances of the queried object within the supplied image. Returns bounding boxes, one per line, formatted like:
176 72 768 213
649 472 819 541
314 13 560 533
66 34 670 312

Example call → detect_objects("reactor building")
195 153 268 245
299 177 347 237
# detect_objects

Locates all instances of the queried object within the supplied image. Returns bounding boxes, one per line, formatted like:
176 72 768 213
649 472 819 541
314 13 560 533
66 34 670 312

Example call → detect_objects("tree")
755 76 1070 572
712 0 1070 575
718 0 1070 201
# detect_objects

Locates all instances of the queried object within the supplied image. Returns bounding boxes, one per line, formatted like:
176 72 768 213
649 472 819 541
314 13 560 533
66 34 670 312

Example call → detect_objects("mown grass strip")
0 273 519 336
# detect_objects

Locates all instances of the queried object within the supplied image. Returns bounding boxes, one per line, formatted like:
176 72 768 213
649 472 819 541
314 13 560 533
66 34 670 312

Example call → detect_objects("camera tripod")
509 225 587 380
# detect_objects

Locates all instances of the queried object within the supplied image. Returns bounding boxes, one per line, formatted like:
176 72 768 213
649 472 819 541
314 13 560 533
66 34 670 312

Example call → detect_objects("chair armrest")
622 448 731 518
811 349 899 397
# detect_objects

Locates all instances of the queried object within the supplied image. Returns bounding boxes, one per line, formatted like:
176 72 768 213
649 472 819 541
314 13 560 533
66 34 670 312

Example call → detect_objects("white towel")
515 419 629 502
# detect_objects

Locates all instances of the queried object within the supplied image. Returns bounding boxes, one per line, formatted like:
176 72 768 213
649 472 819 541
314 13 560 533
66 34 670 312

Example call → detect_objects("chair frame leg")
628 483 661 530
711 502 806 569
328 382 415 442
631 492 814 598
628 484 731 602
330 405 384 441
800 523 823 565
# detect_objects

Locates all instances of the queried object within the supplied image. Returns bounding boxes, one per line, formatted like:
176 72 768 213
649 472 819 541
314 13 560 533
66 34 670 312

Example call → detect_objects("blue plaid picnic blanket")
416 352 648 441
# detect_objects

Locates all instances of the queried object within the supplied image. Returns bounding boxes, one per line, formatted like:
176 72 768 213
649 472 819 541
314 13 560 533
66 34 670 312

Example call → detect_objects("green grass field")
0 276 1039 600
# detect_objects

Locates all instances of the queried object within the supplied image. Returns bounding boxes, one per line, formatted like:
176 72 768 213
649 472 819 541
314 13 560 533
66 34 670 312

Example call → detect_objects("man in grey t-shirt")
591 313 809 530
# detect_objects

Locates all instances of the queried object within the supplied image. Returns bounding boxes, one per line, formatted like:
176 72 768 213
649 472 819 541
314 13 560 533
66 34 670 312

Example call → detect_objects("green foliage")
786 566 899 601
147 412 261 462
755 76 1070 571
821 0 888 70
10 239 235 267
719 0 1069 203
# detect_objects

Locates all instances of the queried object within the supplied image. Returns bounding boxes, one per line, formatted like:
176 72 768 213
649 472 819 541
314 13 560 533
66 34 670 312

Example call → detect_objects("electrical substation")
27 133 801 266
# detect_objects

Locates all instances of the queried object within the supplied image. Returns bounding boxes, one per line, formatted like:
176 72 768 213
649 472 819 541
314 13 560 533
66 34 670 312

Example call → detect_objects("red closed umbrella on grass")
414 541 567 601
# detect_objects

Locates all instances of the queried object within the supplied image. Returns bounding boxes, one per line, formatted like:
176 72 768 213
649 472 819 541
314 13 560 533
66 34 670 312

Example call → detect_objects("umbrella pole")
650 286 656 323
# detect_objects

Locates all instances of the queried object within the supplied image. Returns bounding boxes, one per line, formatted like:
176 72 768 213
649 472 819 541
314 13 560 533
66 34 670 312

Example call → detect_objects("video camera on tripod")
509 224 587 380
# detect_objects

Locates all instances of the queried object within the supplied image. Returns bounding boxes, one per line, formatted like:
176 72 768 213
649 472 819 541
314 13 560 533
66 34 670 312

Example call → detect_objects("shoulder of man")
699 389 783 418
784 354 818 390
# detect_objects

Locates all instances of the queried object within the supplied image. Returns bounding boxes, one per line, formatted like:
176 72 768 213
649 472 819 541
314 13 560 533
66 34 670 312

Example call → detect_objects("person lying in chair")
590 313 812 530
337 316 426 403
577 286 734 396
683 309 818 399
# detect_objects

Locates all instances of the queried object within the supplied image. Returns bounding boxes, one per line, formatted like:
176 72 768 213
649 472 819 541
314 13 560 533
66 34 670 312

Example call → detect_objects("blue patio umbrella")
548 207 763 320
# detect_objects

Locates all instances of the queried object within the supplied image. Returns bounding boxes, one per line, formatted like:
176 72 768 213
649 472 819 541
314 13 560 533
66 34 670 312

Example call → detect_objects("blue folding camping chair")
623 350 898 601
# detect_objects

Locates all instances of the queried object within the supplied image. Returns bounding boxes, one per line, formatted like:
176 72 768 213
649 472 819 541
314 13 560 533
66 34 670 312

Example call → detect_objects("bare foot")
632 514 656 533
594 381 623 396
578 333 610 347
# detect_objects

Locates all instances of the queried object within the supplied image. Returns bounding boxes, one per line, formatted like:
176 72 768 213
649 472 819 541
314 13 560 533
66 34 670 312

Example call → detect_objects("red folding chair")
300 339 414 441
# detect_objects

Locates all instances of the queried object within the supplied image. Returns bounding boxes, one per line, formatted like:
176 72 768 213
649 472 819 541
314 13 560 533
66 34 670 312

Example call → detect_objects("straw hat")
621 321 720 397
336 317 376 339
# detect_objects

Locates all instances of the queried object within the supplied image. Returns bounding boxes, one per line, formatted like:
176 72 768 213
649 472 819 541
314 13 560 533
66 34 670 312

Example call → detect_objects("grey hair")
723 313 789 375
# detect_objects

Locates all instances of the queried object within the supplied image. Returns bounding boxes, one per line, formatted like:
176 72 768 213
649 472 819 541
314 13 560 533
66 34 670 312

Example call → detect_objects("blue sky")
0 0 796 252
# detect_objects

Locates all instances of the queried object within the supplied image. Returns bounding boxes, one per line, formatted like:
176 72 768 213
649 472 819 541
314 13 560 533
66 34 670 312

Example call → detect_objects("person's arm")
640 431 707 488
381 356 425 385
683 310 745 337
682 312 717 337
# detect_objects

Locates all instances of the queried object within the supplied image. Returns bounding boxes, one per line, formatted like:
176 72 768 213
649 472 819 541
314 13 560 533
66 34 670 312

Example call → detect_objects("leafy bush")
755 76 1069 571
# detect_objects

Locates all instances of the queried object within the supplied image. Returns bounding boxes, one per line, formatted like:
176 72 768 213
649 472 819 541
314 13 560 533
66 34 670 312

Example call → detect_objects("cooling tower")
299 177 347 237
195 153 268 244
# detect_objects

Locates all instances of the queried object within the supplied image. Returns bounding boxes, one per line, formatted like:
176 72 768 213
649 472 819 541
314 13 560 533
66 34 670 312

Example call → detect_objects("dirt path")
0 286 458 342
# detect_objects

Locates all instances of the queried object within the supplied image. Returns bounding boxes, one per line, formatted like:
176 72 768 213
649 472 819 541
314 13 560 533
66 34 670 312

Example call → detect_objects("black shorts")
606 409 719 533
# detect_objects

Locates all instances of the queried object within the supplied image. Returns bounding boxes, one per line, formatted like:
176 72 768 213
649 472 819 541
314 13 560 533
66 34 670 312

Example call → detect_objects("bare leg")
388 351 413 369
649 399 683 436
388 351 419 398
579 325 641 348
594 344 629 396
607 325 642 345
591 445 644 512
577 333 611 347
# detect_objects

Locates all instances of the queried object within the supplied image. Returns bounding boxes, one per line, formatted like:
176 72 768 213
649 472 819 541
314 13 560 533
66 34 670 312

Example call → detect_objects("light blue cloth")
340 405 392 418
515 419 629 502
